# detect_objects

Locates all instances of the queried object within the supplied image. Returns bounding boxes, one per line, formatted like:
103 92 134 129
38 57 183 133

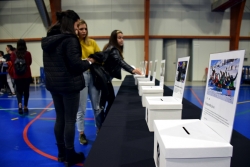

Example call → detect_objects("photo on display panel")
176 61 188 83
207 59 240 104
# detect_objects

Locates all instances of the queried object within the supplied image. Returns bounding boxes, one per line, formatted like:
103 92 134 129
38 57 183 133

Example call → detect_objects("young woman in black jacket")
100 30 142 119
41 10 94 167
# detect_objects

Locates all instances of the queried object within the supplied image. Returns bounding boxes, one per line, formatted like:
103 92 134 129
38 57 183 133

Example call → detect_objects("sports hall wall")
0 0 249 81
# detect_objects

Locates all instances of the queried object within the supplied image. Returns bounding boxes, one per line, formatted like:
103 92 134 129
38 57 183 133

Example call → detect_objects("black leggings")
100 82 115 118
51 91 80 149
15 78 30 107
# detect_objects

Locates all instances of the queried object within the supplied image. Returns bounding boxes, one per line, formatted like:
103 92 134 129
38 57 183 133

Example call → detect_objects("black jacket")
41 27 90 93
103 46 134 79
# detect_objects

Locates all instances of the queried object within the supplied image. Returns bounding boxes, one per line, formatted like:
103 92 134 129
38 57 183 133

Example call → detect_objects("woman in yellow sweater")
76 19 101 145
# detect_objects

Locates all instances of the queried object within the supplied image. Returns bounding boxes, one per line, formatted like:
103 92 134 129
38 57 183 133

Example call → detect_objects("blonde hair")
78 19 90 45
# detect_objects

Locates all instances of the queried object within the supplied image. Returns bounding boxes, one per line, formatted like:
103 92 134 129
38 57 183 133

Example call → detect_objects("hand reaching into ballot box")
132 68 142 75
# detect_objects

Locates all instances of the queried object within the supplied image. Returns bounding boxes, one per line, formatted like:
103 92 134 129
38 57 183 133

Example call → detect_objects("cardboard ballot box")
136 76 150 85
153 120 232 167
137 79 155 90
134 60 148 83
140 60 166 107
141 86 164 107
137 60 158 89
145 96 182 132
133 74 146 79
135 61 151 85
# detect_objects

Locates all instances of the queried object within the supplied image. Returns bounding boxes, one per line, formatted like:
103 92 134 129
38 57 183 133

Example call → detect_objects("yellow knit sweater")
79 38 100 59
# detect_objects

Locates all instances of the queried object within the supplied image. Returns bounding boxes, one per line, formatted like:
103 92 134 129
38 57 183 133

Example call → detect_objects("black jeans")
51 91 80 149
100 82 115 119
15 78 30 106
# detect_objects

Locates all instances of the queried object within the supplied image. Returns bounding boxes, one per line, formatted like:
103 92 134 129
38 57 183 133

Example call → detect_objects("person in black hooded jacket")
100 30 142 120
41 10 94 167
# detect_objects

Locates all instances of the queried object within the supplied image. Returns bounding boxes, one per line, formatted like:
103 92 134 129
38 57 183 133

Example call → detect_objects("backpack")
14 56 27 76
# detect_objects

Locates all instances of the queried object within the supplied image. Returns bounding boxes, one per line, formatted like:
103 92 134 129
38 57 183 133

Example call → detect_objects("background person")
5 45 16 97
10 39 31 114
0 50 7 95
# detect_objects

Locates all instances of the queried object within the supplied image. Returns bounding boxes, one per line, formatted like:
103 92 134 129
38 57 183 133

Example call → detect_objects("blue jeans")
76 71 101 132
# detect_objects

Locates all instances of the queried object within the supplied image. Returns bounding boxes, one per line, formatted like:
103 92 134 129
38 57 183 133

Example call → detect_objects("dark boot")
56 143 65 162
65 148 85 167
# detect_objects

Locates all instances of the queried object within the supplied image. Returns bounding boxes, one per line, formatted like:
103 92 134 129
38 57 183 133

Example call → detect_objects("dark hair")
48 10 80 34
7 45 15 51
16 39 27 59
103 30 124 59
0 50 4 56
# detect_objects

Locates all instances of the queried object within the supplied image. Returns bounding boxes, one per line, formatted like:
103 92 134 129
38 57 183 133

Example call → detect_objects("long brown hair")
78 19 90 45
103 30 124 59
16 39 27 59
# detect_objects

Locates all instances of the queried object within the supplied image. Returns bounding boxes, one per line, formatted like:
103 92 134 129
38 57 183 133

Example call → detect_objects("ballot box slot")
183 127 190 135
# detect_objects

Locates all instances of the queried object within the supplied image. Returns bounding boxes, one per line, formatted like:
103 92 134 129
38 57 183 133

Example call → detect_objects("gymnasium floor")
0 80 249 167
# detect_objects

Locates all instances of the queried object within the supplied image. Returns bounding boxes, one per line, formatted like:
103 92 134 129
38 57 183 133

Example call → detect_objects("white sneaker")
8 93 16 97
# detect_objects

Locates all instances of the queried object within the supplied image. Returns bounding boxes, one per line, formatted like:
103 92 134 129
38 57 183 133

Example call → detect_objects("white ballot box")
140 60 165 107
153 120 232 167
153 50 245 167
134 74 146 79
137 80 155 89
145 57 190 131
141 87 164 107
145 96 182 131
137 60 158 89
133 61 147 85
134 61 150 85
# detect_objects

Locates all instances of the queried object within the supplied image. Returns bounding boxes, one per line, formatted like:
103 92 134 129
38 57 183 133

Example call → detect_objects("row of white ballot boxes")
143 57 189 132
137 50 245 167
136 60 165 107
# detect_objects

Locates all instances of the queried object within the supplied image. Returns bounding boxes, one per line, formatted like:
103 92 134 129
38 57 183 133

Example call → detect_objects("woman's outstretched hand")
132 68 142 75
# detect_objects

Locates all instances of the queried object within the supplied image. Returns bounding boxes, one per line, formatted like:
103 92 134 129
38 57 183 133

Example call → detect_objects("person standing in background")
0 45 16 96
76 19 102 145
0 50 7 95
41 10 94 167
5 45 16 97
10 39 32 115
